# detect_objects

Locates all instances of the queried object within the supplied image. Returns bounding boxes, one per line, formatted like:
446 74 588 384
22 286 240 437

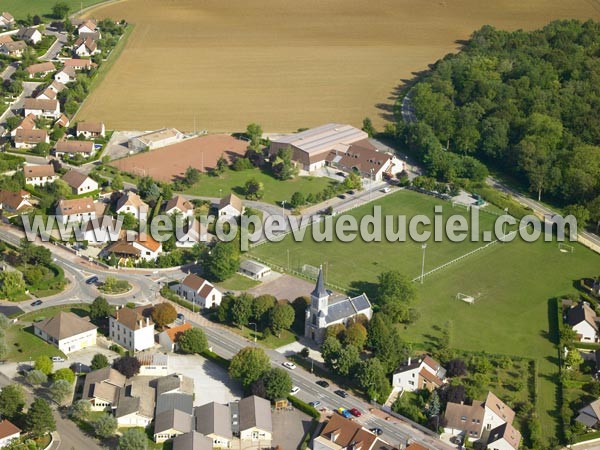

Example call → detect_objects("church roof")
325 294 371 324
311 267 328 298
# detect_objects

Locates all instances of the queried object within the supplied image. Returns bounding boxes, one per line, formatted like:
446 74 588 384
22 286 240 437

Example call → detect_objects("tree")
93 414 118 439
246 123 263 146
565 349 583 370
564 204 590 231
427 391 441 418
120 212 138 231
262 368 292 401
119 428 148 450
229 347 271 387
336 345 360 376
343 172 362 191
214 154 228 176
177 328 208 354
362 117 376 137
184 166 201 185
49 379 72 404
90 296 111 320
151 303 177 328
291 296 310 331
377 271 416 323
446 359 468 377
52 1 70 19
26 369 47 386
25 398 55 438
326 323 346 340
91 353 110 371
113 355 141 378
252 295 277 326
244 178 264 200
269 303 295 337
343 322 367 350
290 191 306 208
5 116 21 132
272 147 298 180
137 176 161 201
111 174 124 191
70 399 91 422
35 355 53 376
321 336 343 372
202 242 240 281
231 293 253 328
0 271 26 300
356 358 391 402
53 368 75 384
0 385 25 420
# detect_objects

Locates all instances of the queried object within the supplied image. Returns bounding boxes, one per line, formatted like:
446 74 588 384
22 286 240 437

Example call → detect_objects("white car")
282 361 297 370
290 386 300 395
381 187 391 193
51 356 65 362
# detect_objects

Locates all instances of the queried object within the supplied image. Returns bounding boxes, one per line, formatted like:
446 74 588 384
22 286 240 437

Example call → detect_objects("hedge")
160 287 196 311
287 395 320 419
469 185 531 219
200 349 230 370
573 430 600 444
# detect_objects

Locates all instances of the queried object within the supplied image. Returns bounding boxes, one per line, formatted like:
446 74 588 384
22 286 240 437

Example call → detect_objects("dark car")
86 276 99 285
316 380 330 388
31 300 42 307
350 408 361 417
347 190 355 195
334 389 348 398
370 428 383 436
309 401 321 408
336 171 345 177
338 194 346 200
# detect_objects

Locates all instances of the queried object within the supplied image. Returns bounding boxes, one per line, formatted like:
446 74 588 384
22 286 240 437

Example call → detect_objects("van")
52 356 65 362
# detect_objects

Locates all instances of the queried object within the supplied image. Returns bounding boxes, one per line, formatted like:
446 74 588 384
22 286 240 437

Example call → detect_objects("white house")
0 41 27 58
326 140 404 181
74 37 99 57
0 12 15 28
33 311 97 355
158 323 192 353
62 170 99 195
109 305 155 352
486 423 523 450
77 20 99 36
10 114 36 137
238 396 273 444
105 235 162 262
82 367 127 411
36 88 56 100
171 274 222 309
15 27 42 44
567 302 599 342
0 420 20 448
54 67 76 84
116 191 149 221
218 193 243 219
24 164 58 187
23 98 60 119
165 195 194 218
54 139 95 159
115 393 153 429
193 402 233 449
56 197 97 224
392 354 447 393
76 121 105 139
138 352 169 377
13 128 49 149
238 259 271 280
26 61 56 78
64 58 96 71
0 190 32 214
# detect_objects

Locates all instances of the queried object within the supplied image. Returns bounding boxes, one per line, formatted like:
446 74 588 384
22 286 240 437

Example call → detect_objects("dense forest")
394 20 600 228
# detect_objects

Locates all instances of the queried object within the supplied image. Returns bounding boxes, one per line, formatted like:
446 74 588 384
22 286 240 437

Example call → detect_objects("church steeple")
310 266 329 317
311 266 328 299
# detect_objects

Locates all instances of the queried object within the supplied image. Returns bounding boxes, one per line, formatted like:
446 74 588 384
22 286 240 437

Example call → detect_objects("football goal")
302 264 320 278
456 293 477 305
558 243 574 253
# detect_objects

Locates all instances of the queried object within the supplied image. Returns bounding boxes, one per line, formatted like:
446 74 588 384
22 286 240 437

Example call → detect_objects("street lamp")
281 200 286 217
502 207 509 242
420 243 427 284
248 322 257 343
369 168 374 201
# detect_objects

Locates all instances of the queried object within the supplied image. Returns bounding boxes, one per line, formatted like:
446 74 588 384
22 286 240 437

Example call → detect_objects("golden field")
76 0 600 132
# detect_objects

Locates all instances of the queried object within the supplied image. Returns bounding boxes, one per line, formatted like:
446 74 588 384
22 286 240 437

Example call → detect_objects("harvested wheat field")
110 134 247 182
77 0 600 132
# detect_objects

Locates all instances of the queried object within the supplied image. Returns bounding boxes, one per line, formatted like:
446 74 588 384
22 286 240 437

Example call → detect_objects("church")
304 267 373 343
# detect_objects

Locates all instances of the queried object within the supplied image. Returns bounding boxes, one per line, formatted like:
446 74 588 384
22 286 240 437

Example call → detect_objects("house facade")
13 128 49 149
33 311 97 354
0 420 20 448
0 190 31 214
24 164 58 187
82 367 126 411
76 121 105 138
56 197 97 224
62 170 99 195
23 98 60 119
116 191 149 220
218 193 243 219
567 302 599 342
54 139 95 159
171 274 222 309
109 306 155 352
392 355 447 392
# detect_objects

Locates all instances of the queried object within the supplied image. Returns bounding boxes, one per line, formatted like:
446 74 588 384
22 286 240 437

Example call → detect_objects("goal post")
558 243 574 253
301 264 320 278
456 293 476 305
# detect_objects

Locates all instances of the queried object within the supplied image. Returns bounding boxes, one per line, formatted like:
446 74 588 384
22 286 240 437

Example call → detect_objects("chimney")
407 356 411 365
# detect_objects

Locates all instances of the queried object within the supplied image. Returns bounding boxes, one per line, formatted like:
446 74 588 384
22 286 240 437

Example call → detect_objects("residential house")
115 191 149 220
76 121 105 139
15 27 42 44
567 302 599 342
576 398 600 429
33 311 97 354
23 98 60 119
54 139 95 159
115 376 155 428
172 432 213 450
77 19 99 35
0 12 15 28
54 67 76 84
13 128 49 149
442 391 520 449
238 260 271 280
36 88 57 101
392 355 447 393
74 37 99 57
153 409 192 443
0 190 32 214
305 267 372 344
55 113 70 128
62 170 99 195
10 114 36 137
0 40 27 57
109 305 155 352
238 395 273 444
82 216 122 246
63 58 96 71
193 402 233 449
82 367 127 411
26 61 56 78
24 164 58 187
48 80 66 93
104 235 162 262
218 193 243 219
56 197 97 224
0 35 12 45
128 128 184 151
165 195 194 218
487 423 523 450
313 414 394 450
158 323 193 353
175 219 202 249
138 352 169 377
0 420 20 448
170 274 222 309
156 374 194 397
156 392 194 416
326 140 403 181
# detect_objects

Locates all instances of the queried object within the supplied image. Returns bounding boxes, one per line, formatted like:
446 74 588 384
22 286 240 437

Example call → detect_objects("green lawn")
2 0 107 19
216 274 260 292
6 325 65 362
20 304 90 322
236 325 297 349
183 168 335 206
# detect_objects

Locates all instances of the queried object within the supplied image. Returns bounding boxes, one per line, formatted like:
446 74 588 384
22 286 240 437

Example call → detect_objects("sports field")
75 0 599 132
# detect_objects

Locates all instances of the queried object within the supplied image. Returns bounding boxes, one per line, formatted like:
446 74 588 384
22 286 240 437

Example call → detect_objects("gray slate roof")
194 402 232 439
238 395 272 433
172 431 213 450
325 294 371 324
154 409 192 435
114 387 140 418
311 267 328 298
156 393 194 416
156 374 181 396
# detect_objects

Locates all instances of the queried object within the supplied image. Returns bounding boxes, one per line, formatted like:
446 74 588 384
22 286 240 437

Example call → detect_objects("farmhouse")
54 67 76 84
74 37 99 57
105 235 162 262
158 323 192 352
23 164 58 187
77 121 106 138
0 190 32 214
54 139 95 159
170 274 222 309
269 123 368 172
13 128 49 149
10 114 36 136
313 414 392 450
23 98 60 119
218 193 243 219
109 305 155 352
63 58 96 71
115 191 149 220
391 355 447 393
567 302 599 342
165 195 194 217
82 367 127 411
26 62 56 78
0 12 15 28
0 420 20 448
305 267 372 343
33 311 97 354
15 27 42 44
62 170 99 195
56 197 98 224
326 139 403 181
128 128 184 151
0 40 27 57
238 259 271 280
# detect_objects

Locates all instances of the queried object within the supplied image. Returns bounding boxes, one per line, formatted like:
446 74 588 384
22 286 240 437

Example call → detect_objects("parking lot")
272 408 313 450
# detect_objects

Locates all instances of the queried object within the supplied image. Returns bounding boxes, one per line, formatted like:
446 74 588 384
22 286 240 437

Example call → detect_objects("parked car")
347 190 355 195
85 276 99 285
350 408 361 417
334 389 348 398
336 172 345 177
282 361 297 370
337 407 352 419
30 300 42 307
370 427 383 436
51 356 65 362
381 187 391 193
338 194 346 199
309 401 321 408
316 380 330 388
177 313 185 321
290 386 300 395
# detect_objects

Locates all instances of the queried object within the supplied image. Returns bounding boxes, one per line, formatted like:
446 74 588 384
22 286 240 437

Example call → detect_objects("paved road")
0 81 40 135
0 64 16 82
40 31 68 61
